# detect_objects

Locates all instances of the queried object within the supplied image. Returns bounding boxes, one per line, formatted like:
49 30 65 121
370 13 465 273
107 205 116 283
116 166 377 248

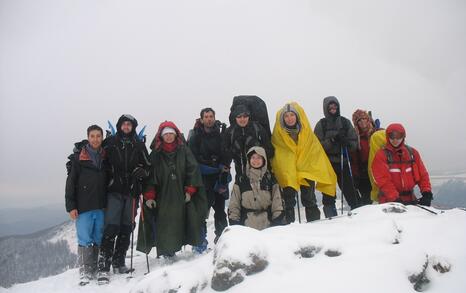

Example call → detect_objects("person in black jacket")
314 96 361 217
97 114 150 283
188 108 229 249
65 125 107 286
223 105 274 182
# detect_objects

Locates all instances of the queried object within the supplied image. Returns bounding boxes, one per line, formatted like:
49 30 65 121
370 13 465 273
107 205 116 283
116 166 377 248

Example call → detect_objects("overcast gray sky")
1 0 465 209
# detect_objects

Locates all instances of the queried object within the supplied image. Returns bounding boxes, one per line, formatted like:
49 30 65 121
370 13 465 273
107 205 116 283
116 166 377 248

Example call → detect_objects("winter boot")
78 245 95 286
112 232 132 274
323 204 338 218
193 239 209 254
97 235 114 284
91 245 99 278
305 206 321 222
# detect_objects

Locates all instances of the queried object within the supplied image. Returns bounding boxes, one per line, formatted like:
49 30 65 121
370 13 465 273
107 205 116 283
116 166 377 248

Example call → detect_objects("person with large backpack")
65 125 107 286
271 102 337 223
223 96 274 182
350 109 379 206
187 107 230 248
97 114 150 284
372 123 433 206
314 96 360 216
137 121 208 257
228 146 284 230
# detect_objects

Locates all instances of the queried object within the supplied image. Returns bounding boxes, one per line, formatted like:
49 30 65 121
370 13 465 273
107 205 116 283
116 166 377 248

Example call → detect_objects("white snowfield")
3 203 466 293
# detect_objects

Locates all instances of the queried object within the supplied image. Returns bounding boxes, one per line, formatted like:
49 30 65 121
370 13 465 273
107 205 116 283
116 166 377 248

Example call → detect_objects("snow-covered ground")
3 203 466 293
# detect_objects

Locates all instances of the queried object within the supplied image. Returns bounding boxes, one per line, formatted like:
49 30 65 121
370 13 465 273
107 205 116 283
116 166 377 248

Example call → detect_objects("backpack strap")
384 145 415 165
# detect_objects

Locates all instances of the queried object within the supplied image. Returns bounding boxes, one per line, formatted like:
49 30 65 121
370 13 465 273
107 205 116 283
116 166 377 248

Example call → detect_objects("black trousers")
323 162 361 210
357 176 372 206
203 175 228 238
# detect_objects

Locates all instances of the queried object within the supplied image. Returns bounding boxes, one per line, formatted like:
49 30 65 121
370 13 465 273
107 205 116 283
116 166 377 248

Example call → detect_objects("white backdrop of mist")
1 0 465 209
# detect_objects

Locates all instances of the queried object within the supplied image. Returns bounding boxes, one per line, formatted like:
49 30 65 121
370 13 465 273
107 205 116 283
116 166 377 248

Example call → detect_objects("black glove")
331 132 349 147
229 219 241 226
132 167 148 180
418 191 433 207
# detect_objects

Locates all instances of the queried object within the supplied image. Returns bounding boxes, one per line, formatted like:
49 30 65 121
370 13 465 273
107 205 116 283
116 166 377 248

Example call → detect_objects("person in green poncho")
136 121 208 258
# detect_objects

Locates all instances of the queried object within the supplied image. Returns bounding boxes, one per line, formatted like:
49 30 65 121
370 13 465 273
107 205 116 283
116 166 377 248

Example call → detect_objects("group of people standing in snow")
65 95 433 285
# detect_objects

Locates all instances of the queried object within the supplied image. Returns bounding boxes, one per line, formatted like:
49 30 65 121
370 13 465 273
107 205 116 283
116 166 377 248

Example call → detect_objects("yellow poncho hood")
271 102 337 196
368 129 386 202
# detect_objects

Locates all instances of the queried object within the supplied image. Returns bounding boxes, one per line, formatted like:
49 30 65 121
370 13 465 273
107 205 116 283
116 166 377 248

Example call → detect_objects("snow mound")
4 203 466 293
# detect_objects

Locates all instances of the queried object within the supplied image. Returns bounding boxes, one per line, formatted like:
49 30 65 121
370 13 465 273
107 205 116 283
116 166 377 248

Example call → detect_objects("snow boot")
97 271 110 285
193 239 209 254
112 231 131 274
305 206 321 222
323 204 338 218
78 245 95 286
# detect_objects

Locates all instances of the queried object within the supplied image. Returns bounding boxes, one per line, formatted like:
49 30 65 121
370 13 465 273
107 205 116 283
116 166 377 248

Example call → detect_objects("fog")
1 0 465 208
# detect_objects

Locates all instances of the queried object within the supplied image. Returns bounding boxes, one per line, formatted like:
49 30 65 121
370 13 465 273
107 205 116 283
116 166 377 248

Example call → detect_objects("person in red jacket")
372 123 433 206
351 109 378 206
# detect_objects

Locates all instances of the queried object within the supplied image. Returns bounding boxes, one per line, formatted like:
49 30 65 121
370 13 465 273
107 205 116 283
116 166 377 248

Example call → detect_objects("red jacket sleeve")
372 149 399 202
413 148 432 193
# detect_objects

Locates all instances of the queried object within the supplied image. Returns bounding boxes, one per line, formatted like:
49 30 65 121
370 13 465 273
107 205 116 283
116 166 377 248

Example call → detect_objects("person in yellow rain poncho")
271 102 337 223
368 129 386 203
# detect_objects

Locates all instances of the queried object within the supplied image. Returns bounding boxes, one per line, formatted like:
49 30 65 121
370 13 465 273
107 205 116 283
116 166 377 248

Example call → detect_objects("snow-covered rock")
3 203 466 293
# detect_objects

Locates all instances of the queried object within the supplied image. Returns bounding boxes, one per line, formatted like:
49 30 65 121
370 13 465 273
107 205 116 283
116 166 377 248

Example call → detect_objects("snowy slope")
3 203 466 293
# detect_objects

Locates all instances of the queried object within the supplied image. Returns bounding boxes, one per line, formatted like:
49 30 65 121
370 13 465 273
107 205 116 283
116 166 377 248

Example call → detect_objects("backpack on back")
229 95 271 137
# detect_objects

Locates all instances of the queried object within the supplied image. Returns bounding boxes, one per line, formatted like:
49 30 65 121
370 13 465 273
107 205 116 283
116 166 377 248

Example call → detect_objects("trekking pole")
340 146 344 215
344 147 361 206
296 191 302 224
414 204 438 215
140 195 150 274
129 197 136 278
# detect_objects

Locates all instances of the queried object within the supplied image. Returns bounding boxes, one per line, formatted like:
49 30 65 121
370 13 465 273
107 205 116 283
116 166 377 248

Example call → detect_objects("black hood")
323 96 340 118
116 114 138 136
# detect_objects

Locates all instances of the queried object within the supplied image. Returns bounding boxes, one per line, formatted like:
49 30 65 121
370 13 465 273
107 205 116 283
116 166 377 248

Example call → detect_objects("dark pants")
323 162 361 211
357 176 372 206
282 180 321 223
99 193 137 271
203 175 228 238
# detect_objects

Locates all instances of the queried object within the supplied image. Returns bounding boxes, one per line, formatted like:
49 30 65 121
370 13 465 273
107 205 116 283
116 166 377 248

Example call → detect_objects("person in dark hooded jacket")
97 114 150 283
223 104 274 182
314 96 360 216
136 121 208 257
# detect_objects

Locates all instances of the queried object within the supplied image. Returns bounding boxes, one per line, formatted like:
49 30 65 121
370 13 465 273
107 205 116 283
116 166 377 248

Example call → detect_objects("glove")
145 199 156 209
418 191 433 206
229 219 240 226
185 193 191 203
132 167 148 180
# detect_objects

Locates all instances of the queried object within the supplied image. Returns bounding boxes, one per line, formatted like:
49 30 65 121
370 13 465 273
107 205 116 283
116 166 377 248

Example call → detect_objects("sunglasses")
388 132 404 140
236 114 249 118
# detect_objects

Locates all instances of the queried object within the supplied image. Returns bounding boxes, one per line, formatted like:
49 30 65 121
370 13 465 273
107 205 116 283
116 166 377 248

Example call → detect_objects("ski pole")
140 195 150 274
340 146 344 215
129 197 136 277
344 147 361 206
415 204 438 215
296 191 302 224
